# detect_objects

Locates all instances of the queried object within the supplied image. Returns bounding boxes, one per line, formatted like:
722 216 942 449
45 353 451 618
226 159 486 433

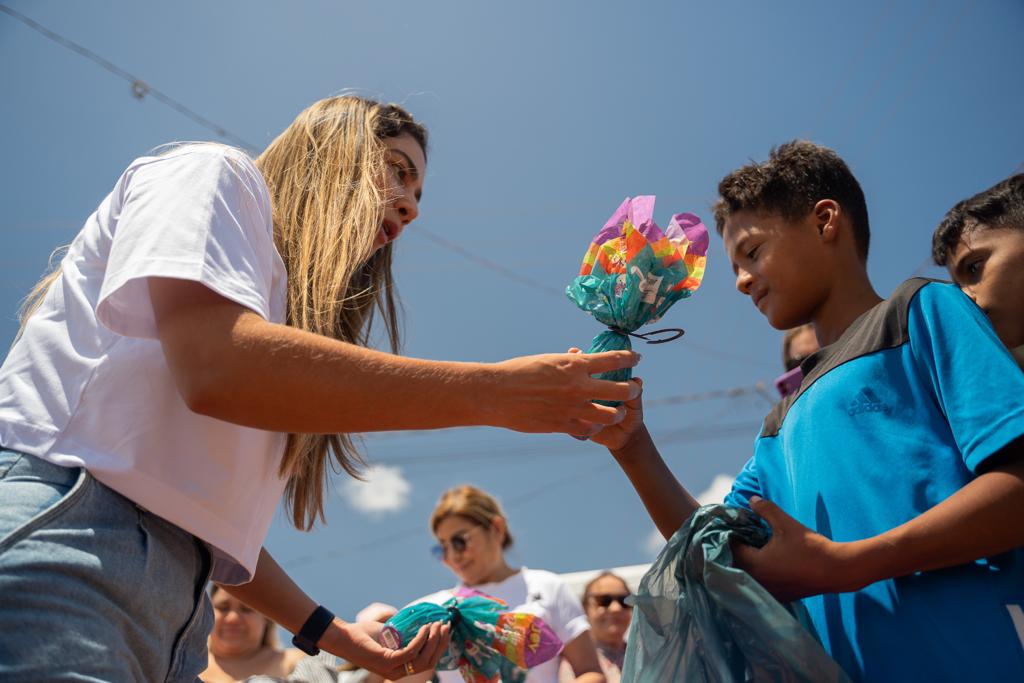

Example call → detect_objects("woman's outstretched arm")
149 277 640 437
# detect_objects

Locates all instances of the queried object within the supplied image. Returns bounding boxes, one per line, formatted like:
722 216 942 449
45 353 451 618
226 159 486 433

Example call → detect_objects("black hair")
932 173 1024 266
713 140 871 262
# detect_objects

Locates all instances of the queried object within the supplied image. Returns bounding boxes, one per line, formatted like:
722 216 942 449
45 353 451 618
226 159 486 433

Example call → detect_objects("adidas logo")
847 388 892 416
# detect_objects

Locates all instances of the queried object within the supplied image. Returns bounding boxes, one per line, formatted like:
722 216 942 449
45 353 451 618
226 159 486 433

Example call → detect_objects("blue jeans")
0 449 213 682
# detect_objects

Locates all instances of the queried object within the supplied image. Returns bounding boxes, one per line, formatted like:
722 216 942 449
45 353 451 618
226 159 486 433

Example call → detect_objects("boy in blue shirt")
594 141 1024 680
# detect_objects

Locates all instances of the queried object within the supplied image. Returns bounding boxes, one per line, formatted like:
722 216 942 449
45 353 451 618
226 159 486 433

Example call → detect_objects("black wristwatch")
292 605 335 656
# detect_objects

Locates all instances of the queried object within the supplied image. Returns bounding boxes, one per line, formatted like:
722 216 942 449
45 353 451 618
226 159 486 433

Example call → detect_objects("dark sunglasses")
430 527 481 561
587 593 632 609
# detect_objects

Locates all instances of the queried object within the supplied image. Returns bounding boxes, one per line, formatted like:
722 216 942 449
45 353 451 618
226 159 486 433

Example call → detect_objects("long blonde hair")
16 247 67 343
254 96 426 530
18 96 428 531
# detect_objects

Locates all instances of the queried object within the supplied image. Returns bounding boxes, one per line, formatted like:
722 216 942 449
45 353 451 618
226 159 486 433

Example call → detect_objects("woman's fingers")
623 377 644 409
387 622 450 679
393 624 430 661
574 402 626 425
416 623 450 671
584 378 641 404
577 350 640 374
566 419 604 438
494 350 644 435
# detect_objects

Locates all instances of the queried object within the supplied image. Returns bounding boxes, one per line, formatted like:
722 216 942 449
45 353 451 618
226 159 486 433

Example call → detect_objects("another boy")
596 142 1024 680
932 173 1024 366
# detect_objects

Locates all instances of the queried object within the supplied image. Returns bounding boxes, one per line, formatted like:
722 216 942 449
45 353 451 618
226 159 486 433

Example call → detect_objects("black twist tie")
608 327 686 344
446 605 462 628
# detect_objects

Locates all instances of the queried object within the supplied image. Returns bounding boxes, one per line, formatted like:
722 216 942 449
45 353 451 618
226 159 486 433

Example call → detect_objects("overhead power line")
410 227 768 370
3 2 770 374
806 0 898 138
841 0 941 142
369 419 757 468
1 3 781 579
5 4 774 571
285 414 758 568
283 461 618 568
415 226 555 295
0 3 259 152
646 381 773 408
355 380 774 447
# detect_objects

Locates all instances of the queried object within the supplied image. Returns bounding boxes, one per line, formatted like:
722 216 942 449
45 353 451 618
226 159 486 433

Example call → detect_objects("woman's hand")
731 496 860 602
488 350 641 437
560 346 647 449
325 620 451 680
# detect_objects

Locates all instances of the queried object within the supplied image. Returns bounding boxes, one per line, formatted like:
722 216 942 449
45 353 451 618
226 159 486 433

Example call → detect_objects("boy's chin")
765 308 811 331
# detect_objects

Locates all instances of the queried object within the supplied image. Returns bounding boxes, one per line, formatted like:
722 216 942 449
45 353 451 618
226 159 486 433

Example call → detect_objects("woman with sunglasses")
560 573 632 683
392 485 606 683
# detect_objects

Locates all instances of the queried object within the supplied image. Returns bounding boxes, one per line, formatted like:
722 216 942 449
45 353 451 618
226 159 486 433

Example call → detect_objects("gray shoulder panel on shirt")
760 277 940 438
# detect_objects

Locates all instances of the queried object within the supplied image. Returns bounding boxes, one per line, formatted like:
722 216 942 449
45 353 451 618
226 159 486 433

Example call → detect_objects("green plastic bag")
622 505 851 682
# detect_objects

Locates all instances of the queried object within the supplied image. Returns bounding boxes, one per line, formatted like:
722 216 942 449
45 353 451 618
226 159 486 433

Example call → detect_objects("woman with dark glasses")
560 572 633 683
392 485 606 683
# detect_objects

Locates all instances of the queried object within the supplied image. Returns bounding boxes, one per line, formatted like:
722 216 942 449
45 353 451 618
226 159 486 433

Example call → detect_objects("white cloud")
696 473 735 506
342 464 412 516
644 527 665 557
641 473 737 558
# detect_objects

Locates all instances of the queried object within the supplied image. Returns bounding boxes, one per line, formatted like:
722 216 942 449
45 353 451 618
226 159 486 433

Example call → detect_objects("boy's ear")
814 199 841 244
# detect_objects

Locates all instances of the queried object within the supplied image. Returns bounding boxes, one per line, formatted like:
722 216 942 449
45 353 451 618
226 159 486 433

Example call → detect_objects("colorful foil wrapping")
566 196 708 403
381 590 563 683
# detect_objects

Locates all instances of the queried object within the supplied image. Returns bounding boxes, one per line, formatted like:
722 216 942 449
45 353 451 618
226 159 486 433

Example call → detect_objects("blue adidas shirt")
725 279 1024 681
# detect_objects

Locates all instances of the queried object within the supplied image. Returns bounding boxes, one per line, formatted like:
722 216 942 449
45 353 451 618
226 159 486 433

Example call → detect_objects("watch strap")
292 605 334 656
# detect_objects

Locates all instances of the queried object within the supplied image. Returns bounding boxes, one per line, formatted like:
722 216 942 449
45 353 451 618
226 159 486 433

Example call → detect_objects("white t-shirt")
417 568 591 683
0 144 289 584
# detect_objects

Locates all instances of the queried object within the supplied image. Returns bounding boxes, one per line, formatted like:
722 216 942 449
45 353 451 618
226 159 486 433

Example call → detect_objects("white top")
418 567 591 683
0 144 289 584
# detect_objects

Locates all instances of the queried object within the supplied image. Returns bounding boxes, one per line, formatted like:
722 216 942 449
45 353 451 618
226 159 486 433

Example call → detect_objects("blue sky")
2 0 1022 623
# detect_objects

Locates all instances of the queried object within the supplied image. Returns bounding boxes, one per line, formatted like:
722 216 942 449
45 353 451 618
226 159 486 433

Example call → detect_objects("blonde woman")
0 96 639 682
393 486 606 683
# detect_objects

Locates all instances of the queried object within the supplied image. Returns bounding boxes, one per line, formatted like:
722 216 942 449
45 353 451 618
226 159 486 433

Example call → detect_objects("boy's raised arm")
588 377 701 540
609 424 700 540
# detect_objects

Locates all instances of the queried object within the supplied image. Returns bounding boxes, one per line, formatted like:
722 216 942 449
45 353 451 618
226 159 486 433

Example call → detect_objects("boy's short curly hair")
713 140 871 261
932 173 1024 266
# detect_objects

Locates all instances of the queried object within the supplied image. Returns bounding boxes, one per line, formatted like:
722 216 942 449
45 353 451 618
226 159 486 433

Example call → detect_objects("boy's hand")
566 347 646 449
732 496 861 603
